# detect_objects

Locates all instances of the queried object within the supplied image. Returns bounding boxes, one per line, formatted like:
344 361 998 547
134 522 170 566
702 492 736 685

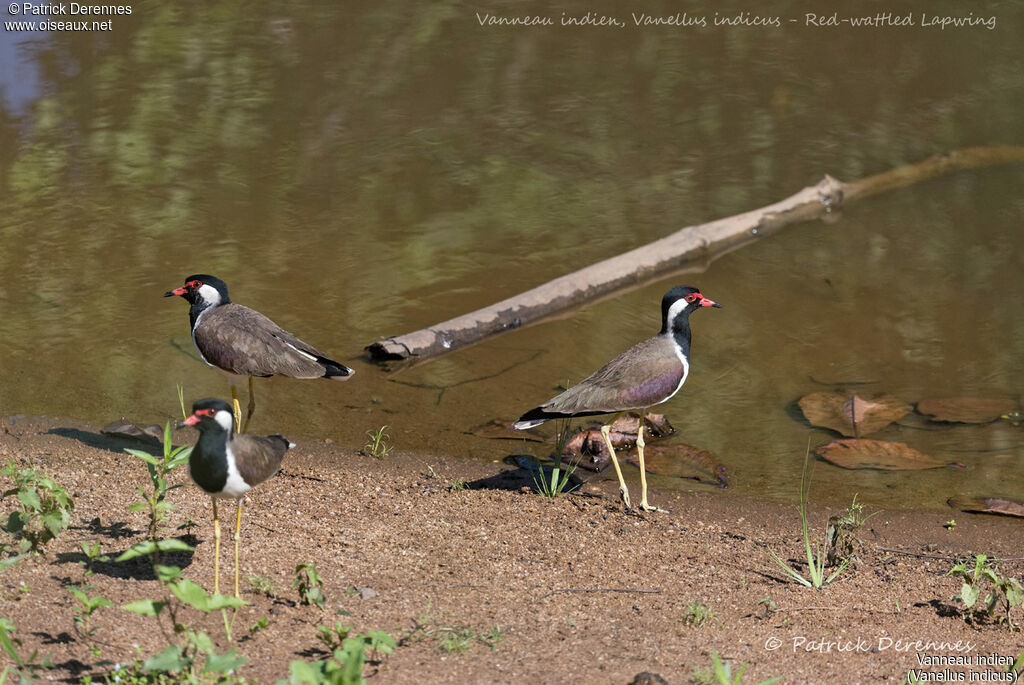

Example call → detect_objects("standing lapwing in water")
182 398 292 597
514 286 722 512
164 274 353 432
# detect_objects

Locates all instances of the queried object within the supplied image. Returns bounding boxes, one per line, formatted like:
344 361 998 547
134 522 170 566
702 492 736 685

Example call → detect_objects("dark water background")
2 1 1022 509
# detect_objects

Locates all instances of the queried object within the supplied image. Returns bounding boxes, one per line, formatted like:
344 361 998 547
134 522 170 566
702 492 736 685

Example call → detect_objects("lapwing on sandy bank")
514 285 722 512
164 274 353 432
182 398 293 597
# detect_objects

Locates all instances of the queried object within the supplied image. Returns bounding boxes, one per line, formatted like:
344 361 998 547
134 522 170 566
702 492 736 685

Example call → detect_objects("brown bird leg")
636 408 668 513
600 414 632 511
211 497 221 595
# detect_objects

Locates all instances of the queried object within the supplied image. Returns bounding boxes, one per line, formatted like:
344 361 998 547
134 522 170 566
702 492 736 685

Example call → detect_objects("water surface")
2 1 1022 510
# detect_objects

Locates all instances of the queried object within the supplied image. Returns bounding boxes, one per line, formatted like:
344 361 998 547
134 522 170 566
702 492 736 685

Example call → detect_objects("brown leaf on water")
799 392 911 437
468 419 544 441
816 439 959 471
606 412 675 439
916 397 1017 424
947 497 1024 519
625 444 728 487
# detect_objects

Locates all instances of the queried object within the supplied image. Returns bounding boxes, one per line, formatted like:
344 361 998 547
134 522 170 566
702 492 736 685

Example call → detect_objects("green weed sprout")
767 443 852 588
116 422 193 564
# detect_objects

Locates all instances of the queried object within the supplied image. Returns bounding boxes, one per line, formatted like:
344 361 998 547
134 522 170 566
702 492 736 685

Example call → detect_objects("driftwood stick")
366 146 1024 363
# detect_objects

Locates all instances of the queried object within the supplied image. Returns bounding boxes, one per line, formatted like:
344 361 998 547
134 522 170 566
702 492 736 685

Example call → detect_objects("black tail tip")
324 363 355 380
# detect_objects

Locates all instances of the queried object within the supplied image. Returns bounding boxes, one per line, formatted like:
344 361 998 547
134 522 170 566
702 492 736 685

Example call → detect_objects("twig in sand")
879 547 1024 563
537 587 661 600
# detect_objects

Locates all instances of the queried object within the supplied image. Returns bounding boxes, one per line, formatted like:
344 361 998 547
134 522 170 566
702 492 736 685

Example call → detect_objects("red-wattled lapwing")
514 285 722 512
182 397 293 597
164 274 353 433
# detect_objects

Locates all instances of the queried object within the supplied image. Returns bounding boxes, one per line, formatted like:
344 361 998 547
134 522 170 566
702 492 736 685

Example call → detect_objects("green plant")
121 565 247 680
0 619 53 684
757 596 777 619
285 629 396 685
68 585 113 656
533 419 578 498
293 562 327 610
944 519 956 530
408 607 503 654
683 602 717 628
316 621 352 651
363 426 391 459
692 649 781 685
449 478 468 491
247 574 277 600
768 445 853 588
79 540 110 577
947 554 1024 629
1010 649 1023 675
117 423 194 564
249 616 271 637
824 494 877 568
1 460 74 555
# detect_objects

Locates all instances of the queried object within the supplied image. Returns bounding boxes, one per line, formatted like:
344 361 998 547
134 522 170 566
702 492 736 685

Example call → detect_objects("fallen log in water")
366 146 1024 363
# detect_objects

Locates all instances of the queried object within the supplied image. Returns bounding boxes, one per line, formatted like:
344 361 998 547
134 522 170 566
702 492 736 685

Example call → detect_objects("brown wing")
231 434 291 488
542 336 685 414
195 304 333 379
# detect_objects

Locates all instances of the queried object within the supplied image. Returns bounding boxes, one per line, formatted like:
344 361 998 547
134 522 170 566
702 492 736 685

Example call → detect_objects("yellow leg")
230 385 242 434
233 499 243 598
211 497 221 595
636 408 668 513
600 413 631 511
242 376 255 434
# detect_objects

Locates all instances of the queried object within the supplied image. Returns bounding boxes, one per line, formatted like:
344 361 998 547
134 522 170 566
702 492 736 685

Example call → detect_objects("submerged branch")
366 145 1024 364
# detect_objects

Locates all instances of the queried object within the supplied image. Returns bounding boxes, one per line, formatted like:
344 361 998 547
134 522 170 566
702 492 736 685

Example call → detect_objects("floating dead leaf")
816 439 962 471
564 412 676 463
915 397 1017 424
468 419 544 442
947 497 1024 519
798 392 911 437
625 444 728 487
101 419 164 446
606 412 675 439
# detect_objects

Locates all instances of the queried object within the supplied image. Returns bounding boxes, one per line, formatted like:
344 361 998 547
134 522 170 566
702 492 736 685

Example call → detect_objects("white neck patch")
196 283 222 308
665 298 691 330
213 410 234 433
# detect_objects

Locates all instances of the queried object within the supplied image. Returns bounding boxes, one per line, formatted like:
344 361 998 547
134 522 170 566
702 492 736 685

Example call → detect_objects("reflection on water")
1 1 1022 510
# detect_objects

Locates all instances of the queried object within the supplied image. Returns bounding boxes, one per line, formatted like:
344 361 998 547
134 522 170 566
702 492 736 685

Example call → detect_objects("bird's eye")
685 294 697 303
188 280 201 289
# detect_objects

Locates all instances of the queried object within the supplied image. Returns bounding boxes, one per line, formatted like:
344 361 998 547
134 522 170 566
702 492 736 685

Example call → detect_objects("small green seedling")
118 422 193 564
79 540 109 577
293 562 327 610
250 616 271 636
0 620 53 683
944 519 956 530
1 461 74 555
768 444 861 588
247 574 277 600
947 554 1024 629
122 568 247 678
67 585 112 656
692 649 782 685
286 629 396 685
683 602 717 628
363 426 391 459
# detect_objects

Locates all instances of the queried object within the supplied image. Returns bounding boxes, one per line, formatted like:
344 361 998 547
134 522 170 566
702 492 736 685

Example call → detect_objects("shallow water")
1 2 1022 510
